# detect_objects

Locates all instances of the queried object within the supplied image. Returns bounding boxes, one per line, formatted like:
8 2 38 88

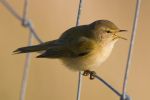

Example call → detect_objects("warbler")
14 20 127 79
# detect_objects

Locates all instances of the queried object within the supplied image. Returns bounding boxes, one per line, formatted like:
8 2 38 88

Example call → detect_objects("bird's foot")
82 70 96 80
89 71 96 80
82 70 91 76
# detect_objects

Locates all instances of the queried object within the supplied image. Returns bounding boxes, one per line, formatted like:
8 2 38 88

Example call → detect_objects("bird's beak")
117 35 127 40
119 30 127 32
116 30 127 40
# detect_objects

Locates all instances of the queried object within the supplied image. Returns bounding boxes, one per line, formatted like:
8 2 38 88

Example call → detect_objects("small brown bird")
14 20 127 79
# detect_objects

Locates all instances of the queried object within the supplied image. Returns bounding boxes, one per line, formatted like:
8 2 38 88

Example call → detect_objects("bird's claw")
82 70 96 80
89 71 96 80
82 70 90 76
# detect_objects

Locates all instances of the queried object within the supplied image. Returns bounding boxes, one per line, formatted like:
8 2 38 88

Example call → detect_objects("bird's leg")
82 70 96 80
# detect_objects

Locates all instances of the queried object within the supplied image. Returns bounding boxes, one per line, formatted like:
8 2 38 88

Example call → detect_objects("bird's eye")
106 30 112 33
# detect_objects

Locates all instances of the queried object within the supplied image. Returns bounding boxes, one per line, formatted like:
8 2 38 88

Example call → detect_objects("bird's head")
89 20 127 42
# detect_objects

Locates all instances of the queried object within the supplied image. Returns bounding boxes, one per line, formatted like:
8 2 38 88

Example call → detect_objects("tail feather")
13 40 57 54
13 45 44 54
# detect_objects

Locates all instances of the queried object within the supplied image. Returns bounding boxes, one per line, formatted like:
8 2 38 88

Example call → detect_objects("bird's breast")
61 40 118 71
97 40 117 64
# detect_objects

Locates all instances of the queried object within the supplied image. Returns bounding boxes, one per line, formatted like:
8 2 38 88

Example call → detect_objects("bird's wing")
36 45 67 58
68 37 96 57
37 25 95 58
37 37 96 58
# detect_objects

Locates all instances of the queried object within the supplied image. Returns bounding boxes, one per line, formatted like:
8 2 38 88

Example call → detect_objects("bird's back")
59 25 91 42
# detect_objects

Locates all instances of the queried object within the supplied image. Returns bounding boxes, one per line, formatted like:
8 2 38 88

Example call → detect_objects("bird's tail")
13 40 57 54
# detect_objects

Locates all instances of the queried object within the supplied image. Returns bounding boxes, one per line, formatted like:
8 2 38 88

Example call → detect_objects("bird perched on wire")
14 20 127 79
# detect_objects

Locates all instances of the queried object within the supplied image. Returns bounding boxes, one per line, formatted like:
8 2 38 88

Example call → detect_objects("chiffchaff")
14 20 127 79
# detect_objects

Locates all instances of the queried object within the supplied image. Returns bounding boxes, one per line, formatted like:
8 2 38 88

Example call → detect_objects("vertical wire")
76 0 83 26
76 0 83 100
121 0 141 99
19 0 31 100
22 0 29 25
76 72 83 100
20 33 33 100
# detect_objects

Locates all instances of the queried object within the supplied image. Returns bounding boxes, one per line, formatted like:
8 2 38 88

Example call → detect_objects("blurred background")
0 0 149 100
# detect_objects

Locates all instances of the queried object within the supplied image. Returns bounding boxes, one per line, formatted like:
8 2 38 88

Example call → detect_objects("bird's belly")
61 41 117 71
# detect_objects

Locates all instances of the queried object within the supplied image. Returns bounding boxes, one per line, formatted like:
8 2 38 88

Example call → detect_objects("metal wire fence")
0 0 141 100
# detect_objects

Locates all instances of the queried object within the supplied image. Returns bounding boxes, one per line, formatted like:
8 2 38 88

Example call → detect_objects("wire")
121 0 141 100
22 0 29 26
19 0 31 100
0 0 22 21
76 0 83 100
76 72 83 100
0 0 43 43
94 74 121 97
76 0 83 26
0 0 43 100
20 33 33 100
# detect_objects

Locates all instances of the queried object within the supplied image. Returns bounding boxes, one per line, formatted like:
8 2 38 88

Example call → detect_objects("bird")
14 20 127 79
